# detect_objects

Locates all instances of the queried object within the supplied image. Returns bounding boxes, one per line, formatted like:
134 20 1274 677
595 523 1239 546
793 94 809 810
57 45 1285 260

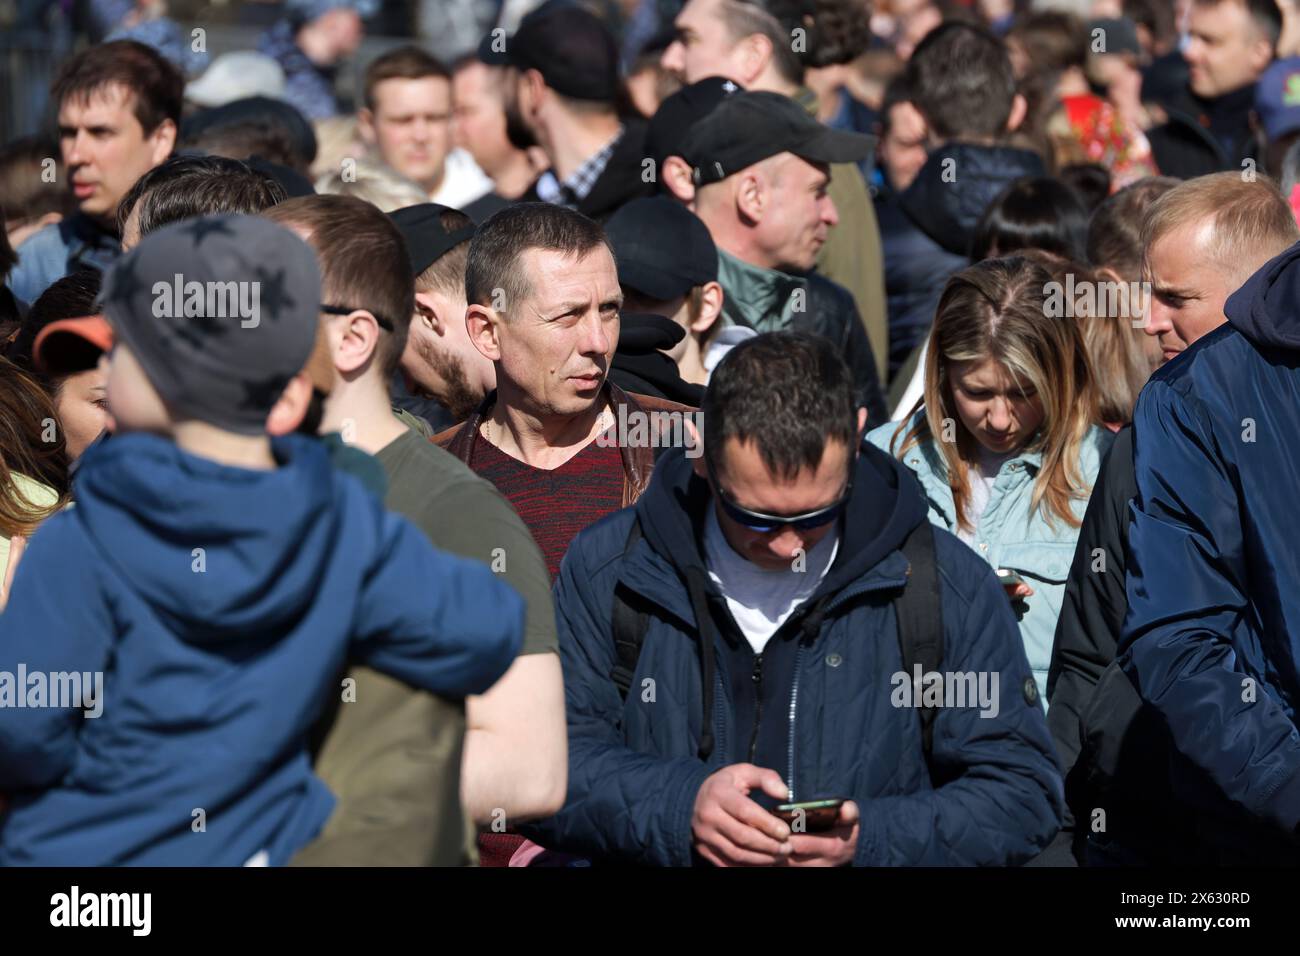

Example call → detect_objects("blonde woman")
866 256 1112 704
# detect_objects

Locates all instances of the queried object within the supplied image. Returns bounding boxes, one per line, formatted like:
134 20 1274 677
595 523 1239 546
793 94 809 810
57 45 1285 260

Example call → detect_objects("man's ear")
738 31 772 86
691 281 724 336
465 302 503 362
356 107 377 145
662 155 697 206
1249 34 1274 75
687 418 709 479
1006 93 1028 134
332 309 383 375
855 406 868 449
414 290 445 335
735 171 765 224
265 372 314 436
150 118 177 165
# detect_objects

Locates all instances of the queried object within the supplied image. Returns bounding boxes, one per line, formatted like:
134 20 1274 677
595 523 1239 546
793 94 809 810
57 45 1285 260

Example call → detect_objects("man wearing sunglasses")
525 330 1063 866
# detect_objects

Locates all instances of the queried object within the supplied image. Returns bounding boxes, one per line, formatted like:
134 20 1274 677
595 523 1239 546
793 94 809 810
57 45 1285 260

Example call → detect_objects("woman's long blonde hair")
893 256 1098 532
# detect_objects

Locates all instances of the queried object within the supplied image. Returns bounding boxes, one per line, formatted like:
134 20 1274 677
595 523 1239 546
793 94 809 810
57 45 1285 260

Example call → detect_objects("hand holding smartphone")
772 798 847 832
996 568 1034 599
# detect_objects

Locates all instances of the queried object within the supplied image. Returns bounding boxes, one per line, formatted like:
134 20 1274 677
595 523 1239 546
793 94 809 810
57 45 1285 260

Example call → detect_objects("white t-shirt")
428 148 493 210
957 445 1016 545
703 506 839 654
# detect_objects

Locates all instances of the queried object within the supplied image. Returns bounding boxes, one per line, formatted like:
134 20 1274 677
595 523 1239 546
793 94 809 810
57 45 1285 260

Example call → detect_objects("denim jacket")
867 413 1113 705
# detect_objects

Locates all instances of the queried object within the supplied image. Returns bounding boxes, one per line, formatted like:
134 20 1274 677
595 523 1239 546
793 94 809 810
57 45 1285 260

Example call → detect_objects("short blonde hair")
1141 172 1300 289
313 158 427 213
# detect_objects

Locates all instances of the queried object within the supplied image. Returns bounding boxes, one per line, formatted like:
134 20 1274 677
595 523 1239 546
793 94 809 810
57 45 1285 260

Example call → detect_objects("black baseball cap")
605 198 718 301
388 203 477 277
680 91 875 185
481 1 620 103
645 76 744 171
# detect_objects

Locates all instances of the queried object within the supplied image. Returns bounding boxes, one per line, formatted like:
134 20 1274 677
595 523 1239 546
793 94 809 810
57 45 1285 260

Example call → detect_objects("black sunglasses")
704 455 853 534
321 303 395 333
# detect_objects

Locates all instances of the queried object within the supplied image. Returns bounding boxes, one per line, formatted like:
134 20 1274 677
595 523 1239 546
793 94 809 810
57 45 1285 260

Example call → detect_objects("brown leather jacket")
432 382 695 508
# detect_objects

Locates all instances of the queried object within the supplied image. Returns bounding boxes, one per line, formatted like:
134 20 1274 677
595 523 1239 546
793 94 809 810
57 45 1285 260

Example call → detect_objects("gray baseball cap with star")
98 213 322 435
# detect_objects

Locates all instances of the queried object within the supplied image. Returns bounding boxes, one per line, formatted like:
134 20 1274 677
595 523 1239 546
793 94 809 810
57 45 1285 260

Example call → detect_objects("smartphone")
773 798 846 832
996 568 1026 588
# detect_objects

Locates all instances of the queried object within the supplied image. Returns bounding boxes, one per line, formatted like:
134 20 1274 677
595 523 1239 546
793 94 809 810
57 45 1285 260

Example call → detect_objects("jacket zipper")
747 653 765 763
786 643 804 803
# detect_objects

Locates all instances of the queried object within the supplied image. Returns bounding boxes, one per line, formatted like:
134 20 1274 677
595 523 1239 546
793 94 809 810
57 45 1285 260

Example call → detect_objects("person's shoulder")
865 414 922 457
806 270 855 308
1145 323 1241 397
928 523 999 615
559 505 640 584
382 430 499 502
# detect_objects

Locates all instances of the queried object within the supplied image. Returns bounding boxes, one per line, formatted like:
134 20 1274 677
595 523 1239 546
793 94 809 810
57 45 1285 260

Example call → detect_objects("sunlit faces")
699 436 853 571
661 0 754 83
452 61 513 177
58 84 175 223
54 367 109 460
100 343 171 434
1184 0 1273 98
1142 218 1231 362
752 154 838 273
484 246 623 418
362 76 453 193
947 358 1045 455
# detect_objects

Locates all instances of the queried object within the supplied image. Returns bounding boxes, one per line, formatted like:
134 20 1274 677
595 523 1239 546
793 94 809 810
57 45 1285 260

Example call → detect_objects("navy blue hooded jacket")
526 444 1063 865
878 142 1045 377
0 432 524 865
1121 243 1300 861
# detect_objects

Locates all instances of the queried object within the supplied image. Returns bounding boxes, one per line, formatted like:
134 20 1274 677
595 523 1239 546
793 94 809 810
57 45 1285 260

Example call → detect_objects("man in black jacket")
683 92 888 425
1144 0 1279 178
880 23 1045 380
495 2 650 222
1045 173 1299 865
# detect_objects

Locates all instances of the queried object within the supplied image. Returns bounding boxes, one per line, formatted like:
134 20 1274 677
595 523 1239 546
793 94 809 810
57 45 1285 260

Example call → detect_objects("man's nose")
579 311 612 357
1144 300 1172 336
660 39 686 74
766 527 808 562
821 193 839 227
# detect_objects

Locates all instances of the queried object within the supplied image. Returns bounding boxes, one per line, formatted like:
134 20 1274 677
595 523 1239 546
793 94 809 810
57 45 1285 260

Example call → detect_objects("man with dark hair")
264 195 565 867
493 2 652 221
523 329 1062 866
682 92 887 424
116 155 288 250
660 0 890 383
879 22 1043 379
7 40 182 305
1145 0 1281 177
433 201 686 863
437 202 688 563
359 45 492 208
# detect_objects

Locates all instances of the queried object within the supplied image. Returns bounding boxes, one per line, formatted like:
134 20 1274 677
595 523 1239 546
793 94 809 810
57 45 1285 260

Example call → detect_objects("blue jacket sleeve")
0 514 114 790
350 506 524 699
1120 380 1300 833
854 551 1065 865
522 537 713 866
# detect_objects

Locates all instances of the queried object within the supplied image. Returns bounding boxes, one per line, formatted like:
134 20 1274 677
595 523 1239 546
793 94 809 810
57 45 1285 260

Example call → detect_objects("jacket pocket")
995 541 1075 584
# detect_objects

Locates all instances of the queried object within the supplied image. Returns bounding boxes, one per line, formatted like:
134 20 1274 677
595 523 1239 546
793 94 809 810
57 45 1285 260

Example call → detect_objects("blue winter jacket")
526 445 1063 865
1120 243 1300 858
0 432 524 865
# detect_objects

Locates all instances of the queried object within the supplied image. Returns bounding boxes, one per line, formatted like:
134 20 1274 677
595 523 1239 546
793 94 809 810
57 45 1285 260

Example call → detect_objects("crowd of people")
0 0 1299 867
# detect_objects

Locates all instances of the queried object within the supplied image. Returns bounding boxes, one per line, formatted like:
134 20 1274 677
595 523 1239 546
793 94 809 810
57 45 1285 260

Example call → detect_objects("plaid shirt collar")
535 125 624 208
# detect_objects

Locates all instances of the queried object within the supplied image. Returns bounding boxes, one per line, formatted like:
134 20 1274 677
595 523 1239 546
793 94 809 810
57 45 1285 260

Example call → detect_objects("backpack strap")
611 519 648 701
893 521 944 762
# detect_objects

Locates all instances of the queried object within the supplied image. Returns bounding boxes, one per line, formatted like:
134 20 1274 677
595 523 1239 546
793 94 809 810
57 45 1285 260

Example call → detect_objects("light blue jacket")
867 413 1113 705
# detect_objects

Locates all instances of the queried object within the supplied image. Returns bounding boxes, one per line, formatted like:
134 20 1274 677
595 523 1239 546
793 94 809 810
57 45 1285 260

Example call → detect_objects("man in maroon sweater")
434 204 692 863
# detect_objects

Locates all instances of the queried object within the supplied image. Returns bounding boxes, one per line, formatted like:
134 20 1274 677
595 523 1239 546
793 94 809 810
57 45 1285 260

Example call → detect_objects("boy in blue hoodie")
0 215 525 865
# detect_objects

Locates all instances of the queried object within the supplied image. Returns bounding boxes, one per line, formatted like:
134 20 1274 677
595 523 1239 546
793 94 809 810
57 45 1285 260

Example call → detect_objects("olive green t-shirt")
375 429 558 657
